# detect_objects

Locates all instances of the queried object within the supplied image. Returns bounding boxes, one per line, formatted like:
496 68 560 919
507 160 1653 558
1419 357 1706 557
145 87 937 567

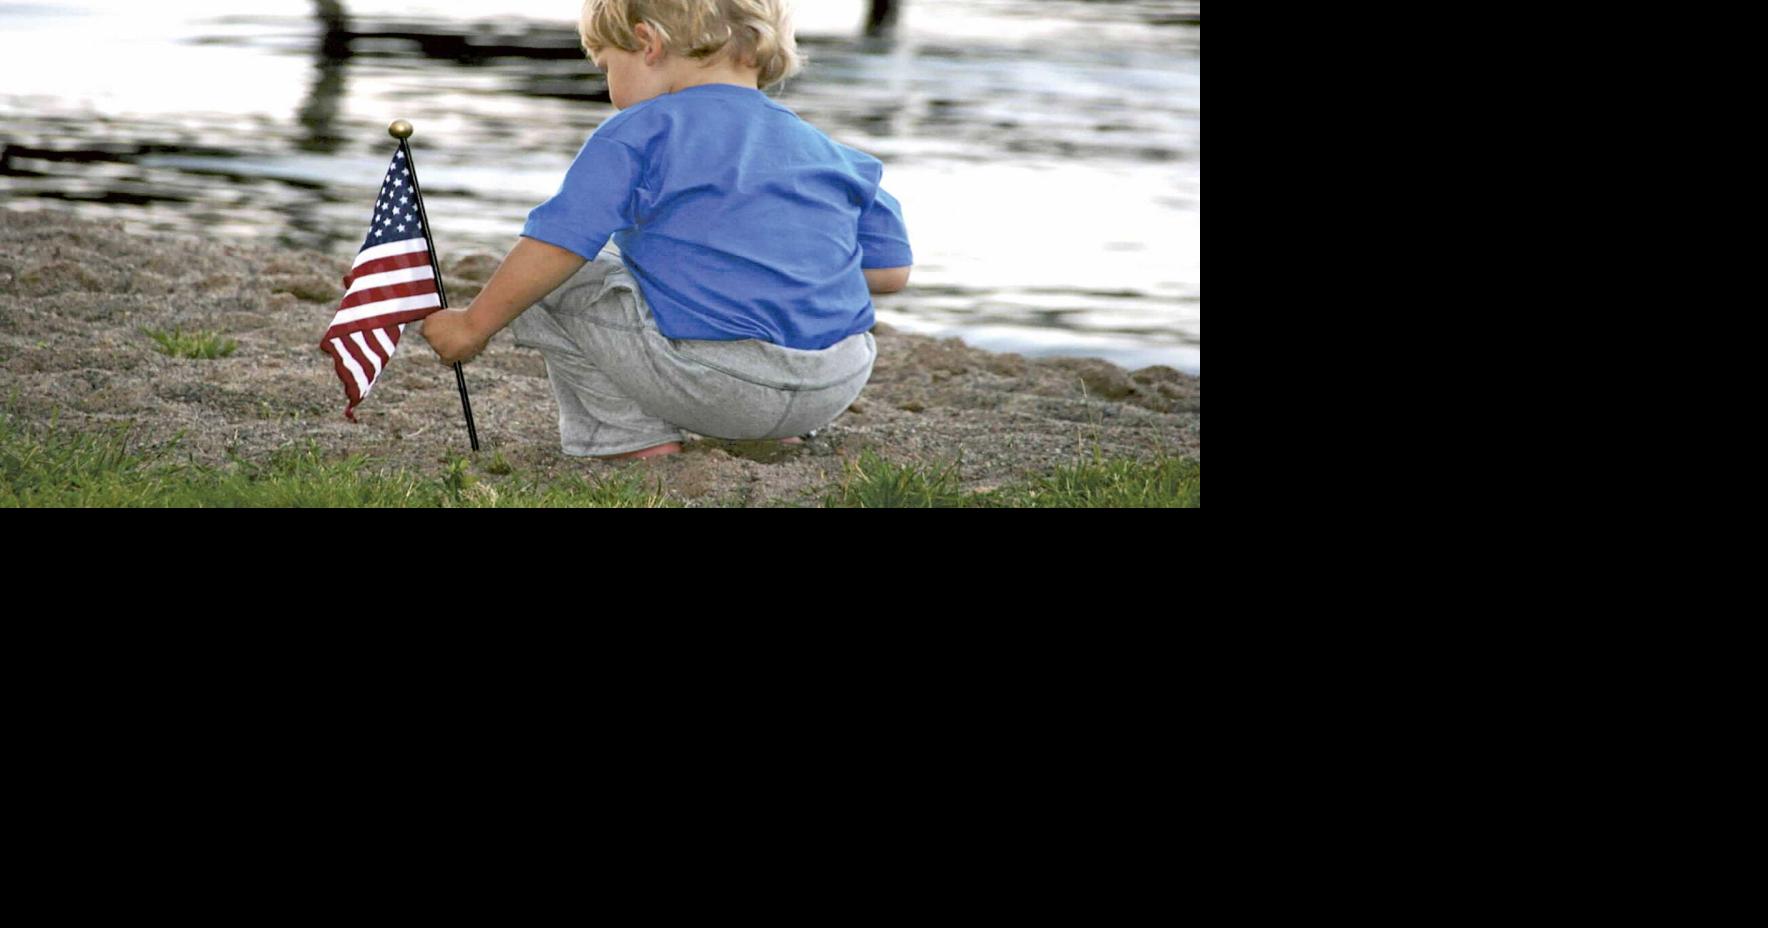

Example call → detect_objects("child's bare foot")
777 436 804 446
597 441 682 461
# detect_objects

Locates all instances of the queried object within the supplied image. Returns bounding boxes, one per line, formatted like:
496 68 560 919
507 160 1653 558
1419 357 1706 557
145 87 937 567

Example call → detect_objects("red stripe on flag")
339 276 438 313
323 305 441 343
341 331 380 384
361 326 395 368
342 249 433 291
321 338 364 421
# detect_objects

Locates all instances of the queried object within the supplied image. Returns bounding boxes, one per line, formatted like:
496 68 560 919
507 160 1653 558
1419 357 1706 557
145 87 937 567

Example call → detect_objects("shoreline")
0 209 1199 506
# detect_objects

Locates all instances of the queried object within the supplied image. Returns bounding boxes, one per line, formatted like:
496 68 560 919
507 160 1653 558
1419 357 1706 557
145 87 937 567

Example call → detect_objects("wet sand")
0 210 1198 506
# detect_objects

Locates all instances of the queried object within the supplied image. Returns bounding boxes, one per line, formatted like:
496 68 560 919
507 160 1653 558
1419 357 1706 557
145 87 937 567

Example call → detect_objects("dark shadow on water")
29 190 194 207
300 8 613 114
316 0 349 59
313 18 586 63
2 142 239 170
517 74 612 104
296 55 350 153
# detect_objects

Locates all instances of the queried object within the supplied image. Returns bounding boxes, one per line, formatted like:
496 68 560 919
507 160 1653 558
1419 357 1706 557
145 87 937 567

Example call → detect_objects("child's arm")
420 236 587 364
857 184 911 294
865 266 911 293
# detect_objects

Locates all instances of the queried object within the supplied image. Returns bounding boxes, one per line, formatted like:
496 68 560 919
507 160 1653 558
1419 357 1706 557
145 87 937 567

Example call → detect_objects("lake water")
0 0 1200 373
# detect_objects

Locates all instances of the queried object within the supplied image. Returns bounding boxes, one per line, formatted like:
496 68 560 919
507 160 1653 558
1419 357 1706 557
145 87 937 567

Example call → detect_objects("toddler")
421 0 913 460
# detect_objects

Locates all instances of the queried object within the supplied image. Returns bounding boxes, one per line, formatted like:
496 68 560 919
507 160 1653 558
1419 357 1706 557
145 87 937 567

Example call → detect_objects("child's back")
522 82 911 350
419 0 911 461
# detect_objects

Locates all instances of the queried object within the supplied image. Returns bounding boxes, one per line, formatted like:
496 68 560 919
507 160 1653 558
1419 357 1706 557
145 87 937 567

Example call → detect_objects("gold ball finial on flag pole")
389 120 414 139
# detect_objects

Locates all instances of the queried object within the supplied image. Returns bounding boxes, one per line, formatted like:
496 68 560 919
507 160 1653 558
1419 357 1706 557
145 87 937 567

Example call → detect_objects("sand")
0 209 1199 506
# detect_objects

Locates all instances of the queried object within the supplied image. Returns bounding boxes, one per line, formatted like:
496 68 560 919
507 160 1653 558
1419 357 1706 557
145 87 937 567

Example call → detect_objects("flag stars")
361 156 425 238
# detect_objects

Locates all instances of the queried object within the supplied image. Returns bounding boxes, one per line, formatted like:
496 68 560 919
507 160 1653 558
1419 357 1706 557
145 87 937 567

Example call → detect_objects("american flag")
320 146 443 421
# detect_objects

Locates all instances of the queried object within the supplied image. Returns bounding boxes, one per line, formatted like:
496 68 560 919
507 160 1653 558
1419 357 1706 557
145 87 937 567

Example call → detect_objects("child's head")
579 1 803 107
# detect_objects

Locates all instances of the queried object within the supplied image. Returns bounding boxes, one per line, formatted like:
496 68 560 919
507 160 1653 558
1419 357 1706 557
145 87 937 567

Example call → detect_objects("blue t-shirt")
521 83 912 350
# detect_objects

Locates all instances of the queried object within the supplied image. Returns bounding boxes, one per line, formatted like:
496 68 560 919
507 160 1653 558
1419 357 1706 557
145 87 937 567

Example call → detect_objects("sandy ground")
0 210 1199 506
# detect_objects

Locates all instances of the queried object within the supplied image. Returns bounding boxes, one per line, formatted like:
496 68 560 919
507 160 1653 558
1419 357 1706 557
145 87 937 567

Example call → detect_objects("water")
0 0 1200 373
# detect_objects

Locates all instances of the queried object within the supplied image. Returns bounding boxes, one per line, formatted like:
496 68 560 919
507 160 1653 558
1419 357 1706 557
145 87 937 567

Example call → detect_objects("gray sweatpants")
508 251 877 457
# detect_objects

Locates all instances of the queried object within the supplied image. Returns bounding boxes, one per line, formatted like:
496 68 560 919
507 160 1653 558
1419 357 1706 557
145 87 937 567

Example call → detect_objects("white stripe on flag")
351 237 429 271
330 293 442 327
332 337 371 394
373 327 398 355
350 331 383 377
344 265 435 299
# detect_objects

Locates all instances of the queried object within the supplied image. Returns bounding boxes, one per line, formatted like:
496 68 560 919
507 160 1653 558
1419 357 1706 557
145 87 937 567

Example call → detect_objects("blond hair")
579 0 804 89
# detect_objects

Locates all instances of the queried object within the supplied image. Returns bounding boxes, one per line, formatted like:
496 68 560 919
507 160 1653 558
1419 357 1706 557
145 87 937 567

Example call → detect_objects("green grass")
3 412 1197 508
1 414 672 508
826 448 1200 508
977 453 1200 508
144 327 237 360
824 450 970 507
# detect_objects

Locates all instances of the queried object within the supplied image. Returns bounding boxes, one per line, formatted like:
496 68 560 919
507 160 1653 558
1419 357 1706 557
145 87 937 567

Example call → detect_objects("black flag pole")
390 119 480 452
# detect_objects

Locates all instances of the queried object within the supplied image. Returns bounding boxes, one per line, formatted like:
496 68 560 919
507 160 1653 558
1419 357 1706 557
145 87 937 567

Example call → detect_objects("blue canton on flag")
320 147 443 421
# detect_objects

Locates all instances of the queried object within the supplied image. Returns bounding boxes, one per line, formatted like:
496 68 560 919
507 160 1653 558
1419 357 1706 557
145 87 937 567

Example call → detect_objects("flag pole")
390 119 480 453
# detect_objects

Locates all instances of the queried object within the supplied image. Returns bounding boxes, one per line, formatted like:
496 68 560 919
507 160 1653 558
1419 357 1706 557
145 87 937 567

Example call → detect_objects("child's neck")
664 59 761 94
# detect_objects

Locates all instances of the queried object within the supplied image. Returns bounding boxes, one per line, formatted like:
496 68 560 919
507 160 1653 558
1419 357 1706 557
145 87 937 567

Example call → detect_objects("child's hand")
419 308 488 365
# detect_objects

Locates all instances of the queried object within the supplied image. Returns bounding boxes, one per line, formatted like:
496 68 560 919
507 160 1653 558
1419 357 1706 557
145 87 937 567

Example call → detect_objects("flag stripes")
317 145 444 421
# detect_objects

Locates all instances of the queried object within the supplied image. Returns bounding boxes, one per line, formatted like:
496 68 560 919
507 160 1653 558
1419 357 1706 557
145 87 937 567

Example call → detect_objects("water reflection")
296 29 349 151
316 0 350 59
865 0 901 38
0 0 1200 373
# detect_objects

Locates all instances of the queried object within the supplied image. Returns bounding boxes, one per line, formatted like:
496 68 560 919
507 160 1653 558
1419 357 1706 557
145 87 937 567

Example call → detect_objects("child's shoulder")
588 90 883 179
592 87 802 143
587 96 667 144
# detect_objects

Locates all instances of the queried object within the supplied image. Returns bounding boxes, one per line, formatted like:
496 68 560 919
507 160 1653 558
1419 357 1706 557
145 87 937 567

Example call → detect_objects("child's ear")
633 22 664 65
